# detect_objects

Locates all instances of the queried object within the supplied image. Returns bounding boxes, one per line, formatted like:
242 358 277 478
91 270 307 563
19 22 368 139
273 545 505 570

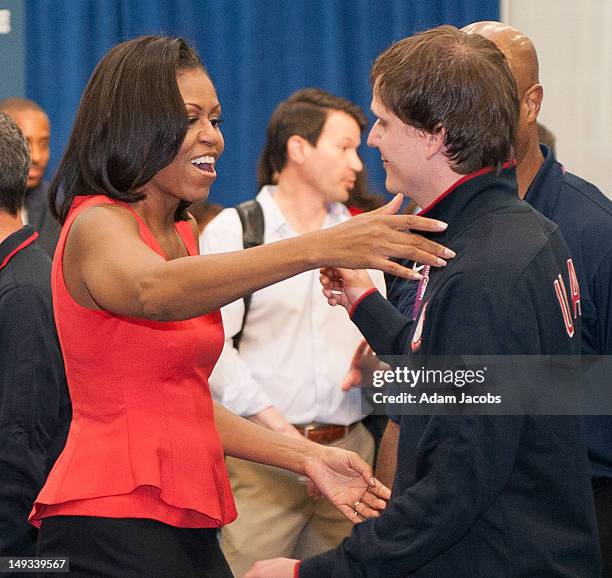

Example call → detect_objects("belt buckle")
303 424 317 440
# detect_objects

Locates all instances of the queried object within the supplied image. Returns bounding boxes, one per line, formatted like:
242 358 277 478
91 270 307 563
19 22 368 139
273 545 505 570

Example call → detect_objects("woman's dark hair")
50 35 204 223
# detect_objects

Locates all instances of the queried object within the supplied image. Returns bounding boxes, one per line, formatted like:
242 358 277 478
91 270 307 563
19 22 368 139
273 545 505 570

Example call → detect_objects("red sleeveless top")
30 195 237 528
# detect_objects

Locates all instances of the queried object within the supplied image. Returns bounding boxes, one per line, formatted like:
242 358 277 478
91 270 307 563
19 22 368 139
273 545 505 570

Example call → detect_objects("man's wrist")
349 288 379 317
250 406 291 432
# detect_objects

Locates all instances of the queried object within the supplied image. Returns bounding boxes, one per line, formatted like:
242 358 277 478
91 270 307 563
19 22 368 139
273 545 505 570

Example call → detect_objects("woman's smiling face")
146 68 225 204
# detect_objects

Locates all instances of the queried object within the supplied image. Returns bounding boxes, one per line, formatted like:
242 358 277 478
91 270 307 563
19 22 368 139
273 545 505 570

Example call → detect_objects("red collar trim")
347 205 364 216
0 231 39 271
418 160 515 216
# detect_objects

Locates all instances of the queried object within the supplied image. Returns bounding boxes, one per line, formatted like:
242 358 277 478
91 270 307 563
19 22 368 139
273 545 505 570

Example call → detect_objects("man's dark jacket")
0 226 70 556
300 168 599 577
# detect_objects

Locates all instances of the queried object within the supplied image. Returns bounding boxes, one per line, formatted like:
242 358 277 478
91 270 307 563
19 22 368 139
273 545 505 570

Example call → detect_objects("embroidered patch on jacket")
554 258 581 338
411 300 429 353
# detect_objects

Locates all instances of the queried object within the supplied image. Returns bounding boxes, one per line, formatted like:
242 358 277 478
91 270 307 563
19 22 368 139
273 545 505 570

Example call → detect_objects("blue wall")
0 0 25 99
26 0 498 206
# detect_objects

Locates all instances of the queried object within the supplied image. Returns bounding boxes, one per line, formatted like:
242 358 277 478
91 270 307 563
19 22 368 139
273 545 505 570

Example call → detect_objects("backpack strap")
233 199 265 349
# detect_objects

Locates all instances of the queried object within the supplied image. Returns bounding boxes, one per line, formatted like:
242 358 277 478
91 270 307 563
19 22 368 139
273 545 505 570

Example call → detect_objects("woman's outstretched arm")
65 194 452 321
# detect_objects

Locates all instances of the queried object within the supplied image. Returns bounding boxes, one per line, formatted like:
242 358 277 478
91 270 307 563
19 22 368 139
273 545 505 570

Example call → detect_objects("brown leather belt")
295 422 359 444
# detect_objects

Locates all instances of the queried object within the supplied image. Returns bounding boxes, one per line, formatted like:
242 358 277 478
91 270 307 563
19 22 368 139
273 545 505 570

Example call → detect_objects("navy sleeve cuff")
299 549 336 578
351 290 412 355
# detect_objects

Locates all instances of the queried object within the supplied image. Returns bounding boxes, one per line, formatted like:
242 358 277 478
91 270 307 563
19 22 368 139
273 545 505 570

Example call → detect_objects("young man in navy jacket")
246 26 599 578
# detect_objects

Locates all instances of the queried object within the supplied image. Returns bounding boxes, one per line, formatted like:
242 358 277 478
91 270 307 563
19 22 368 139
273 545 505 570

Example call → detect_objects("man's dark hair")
50 35 204 224
257 88 367 188
0 112 30 215
371 25 519 174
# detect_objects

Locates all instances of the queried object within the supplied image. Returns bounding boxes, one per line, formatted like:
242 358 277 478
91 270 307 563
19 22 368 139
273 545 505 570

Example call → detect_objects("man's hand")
341 339 387 391
320 267 376 311
304 445 391 523
245 558 298 578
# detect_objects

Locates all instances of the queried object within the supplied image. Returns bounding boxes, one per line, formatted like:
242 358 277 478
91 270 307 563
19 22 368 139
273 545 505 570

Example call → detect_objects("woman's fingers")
352 483 391 520
385 229 455 263
369 476 392 500
373 258 423 280
352 218 454 267
370 193 404 216
367 207 449 233
357 477 392 520
394 213 449 233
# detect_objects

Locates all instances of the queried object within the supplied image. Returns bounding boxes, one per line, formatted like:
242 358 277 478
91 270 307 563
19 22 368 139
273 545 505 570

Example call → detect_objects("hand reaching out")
245 557 298 578
320 267 376 312
341 339 390 391
319 193 453 279
304 444 391 523
245 447 392 578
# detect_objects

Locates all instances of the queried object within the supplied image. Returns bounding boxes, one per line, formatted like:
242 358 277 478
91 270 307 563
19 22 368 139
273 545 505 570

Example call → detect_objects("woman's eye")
187 116 199 126
210 117 224 129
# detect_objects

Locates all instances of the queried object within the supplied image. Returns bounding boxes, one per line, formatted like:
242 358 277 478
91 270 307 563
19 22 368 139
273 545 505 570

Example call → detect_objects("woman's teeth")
191 155 215 172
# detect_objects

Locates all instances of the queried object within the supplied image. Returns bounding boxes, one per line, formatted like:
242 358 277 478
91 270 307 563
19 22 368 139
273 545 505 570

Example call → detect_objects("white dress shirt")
201 186 385 425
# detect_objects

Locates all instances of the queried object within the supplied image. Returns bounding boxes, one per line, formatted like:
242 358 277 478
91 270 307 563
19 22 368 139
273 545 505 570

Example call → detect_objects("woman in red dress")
31 36 450 576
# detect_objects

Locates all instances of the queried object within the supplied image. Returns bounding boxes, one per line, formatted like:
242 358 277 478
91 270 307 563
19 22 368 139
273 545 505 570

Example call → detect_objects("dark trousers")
594 478 612 577
36 516 233 577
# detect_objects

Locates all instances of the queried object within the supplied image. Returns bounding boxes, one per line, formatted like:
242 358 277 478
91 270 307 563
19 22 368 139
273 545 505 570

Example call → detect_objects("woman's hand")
304 445 391 523
320 193 453 280
244 447 392 578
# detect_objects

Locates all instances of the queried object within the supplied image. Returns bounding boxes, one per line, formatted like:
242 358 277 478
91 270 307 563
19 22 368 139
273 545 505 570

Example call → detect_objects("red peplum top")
30 195 237 528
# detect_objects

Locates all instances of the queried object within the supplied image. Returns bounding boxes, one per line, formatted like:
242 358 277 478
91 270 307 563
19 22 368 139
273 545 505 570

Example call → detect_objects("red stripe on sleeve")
349 288 379 318
0 232 39 271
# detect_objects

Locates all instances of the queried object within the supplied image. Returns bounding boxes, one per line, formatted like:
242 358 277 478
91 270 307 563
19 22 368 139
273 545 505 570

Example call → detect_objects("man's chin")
329 190 350 204
384 178 401 196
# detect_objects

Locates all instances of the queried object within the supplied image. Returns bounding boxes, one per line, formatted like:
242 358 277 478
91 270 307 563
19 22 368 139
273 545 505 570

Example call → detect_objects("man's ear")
424 125 446 160
523 84 543 124
286 135 311 165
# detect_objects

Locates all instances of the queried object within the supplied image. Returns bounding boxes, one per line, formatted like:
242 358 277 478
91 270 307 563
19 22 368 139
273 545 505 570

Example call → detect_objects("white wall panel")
501 0 611 196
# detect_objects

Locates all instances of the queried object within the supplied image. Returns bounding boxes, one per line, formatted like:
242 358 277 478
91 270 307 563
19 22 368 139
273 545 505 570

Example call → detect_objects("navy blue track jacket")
299 168 600 577
526 145 612 480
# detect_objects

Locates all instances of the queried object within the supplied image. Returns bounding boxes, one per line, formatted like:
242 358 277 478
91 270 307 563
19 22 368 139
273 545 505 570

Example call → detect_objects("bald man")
0 98 60 258
464 21 612 575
